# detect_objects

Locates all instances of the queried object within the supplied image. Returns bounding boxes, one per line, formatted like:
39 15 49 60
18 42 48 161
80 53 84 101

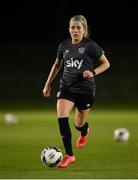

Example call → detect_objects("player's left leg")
75 108 90 148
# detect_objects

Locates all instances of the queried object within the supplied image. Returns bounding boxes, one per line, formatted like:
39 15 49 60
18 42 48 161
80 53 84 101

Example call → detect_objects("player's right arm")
43 58 63 97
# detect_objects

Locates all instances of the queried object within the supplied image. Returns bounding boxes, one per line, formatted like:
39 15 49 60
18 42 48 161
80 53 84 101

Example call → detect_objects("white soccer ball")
41 146 63 167
4 113 18 125
114 128 130 142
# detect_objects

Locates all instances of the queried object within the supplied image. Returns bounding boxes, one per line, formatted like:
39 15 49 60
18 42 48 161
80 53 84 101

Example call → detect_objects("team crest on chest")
78 47 85 54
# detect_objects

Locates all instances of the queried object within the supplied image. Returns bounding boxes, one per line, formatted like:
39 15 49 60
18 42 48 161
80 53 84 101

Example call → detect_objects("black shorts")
56 89 95 110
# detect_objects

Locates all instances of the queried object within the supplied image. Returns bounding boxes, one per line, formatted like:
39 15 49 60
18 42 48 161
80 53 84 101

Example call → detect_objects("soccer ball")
41 146 63 167
4 113 18 125
114 128 130 142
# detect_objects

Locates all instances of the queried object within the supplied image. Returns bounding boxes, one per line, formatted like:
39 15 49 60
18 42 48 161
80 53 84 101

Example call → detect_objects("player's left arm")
83 54 110 78
93 54 110 76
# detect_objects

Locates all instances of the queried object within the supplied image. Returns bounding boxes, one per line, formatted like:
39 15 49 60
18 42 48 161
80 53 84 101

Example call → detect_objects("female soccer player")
43 15 110 168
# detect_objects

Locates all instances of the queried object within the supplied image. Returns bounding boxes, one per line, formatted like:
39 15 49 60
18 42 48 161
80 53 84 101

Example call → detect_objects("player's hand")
83 70 93 78
43 84 51 97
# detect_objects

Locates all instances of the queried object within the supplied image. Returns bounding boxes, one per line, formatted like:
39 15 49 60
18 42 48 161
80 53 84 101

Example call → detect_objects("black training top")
57 37 104 94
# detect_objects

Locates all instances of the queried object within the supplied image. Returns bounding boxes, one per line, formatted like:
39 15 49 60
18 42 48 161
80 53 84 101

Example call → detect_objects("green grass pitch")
0 109 138 179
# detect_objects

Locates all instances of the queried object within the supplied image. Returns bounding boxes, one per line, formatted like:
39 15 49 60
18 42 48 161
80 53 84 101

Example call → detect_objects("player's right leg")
57 98 76 168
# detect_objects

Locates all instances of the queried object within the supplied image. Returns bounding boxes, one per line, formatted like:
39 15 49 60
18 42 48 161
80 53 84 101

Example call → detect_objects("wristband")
92 70 96 76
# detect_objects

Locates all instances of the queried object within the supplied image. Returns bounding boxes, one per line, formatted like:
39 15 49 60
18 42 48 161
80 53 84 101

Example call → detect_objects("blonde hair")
69 15 89 37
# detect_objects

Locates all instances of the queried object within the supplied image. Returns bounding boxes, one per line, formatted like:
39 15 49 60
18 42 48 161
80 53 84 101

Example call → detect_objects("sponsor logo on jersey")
78 47 85 54
66 58 83 69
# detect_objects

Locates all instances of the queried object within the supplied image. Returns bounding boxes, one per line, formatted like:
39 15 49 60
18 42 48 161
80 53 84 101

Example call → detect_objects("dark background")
0 1 138 109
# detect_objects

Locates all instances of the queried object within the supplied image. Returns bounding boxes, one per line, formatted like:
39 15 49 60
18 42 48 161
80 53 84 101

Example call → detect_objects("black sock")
58 117 73 156
75 122 89 136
